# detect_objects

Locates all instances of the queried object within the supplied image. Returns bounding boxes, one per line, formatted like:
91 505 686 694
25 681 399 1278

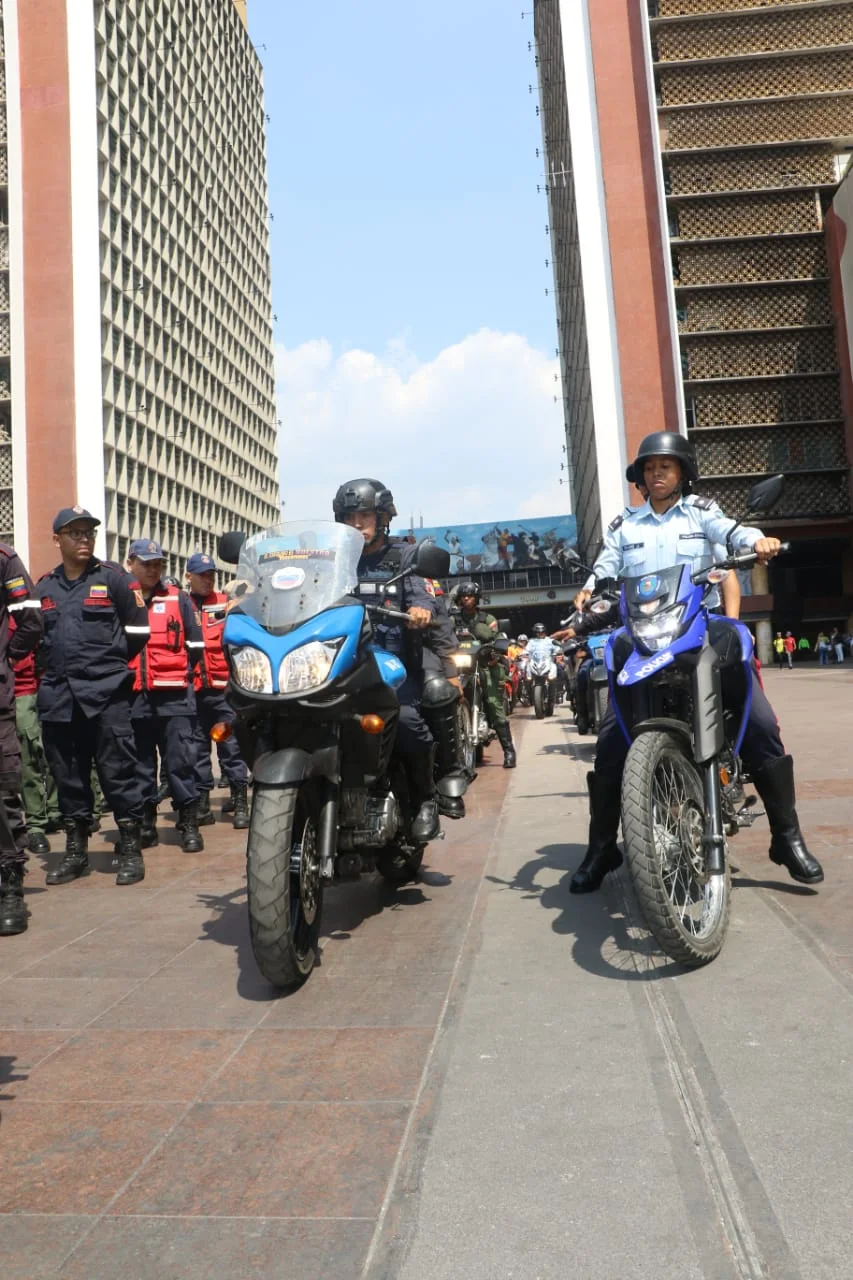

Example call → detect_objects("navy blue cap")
186 552 216 574
128 538 165 562
53 506 100 533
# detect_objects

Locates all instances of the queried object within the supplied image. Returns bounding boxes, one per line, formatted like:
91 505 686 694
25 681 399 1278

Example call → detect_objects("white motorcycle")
525 638 558 719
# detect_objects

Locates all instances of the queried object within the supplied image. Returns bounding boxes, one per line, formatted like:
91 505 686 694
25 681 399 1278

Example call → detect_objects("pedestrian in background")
773 632 785 669
127 540 205 852
830 627 845 664
36 508 149 887
783 632 795 670
797 635 810 661
0 542 43 935
185 552 250 829
816 630 830 665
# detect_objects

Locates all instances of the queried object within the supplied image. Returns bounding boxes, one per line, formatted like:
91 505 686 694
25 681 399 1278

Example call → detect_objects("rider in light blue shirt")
569 432 823 896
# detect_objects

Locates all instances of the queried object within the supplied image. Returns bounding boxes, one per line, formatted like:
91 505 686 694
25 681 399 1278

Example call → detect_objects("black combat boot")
196 790 216 827
0 865 28 935
438 785 465 819
46 820 90 885
230 782 250 829
751 755 824 885
570 772 623 894
496 722 517 769
140 802 159 849
27 830 50 855
115 819 145 885
177 802 204 853
408 751 441 843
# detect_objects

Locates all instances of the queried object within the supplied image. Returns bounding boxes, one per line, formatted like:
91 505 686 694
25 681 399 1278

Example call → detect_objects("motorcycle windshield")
621 565 687 618
233 521 364 633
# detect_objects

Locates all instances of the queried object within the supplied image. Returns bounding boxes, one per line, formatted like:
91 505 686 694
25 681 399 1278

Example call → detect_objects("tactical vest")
192 591 230 691
130 586 188 691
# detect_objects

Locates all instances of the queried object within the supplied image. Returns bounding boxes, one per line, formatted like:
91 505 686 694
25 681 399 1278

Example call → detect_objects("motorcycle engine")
338 789 402 849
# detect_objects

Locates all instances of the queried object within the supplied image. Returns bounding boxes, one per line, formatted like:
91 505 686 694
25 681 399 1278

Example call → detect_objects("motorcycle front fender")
253 743 340 787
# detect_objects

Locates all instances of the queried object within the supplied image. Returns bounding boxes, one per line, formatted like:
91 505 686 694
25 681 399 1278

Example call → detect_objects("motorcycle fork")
692 642 726 876
318 779 339 880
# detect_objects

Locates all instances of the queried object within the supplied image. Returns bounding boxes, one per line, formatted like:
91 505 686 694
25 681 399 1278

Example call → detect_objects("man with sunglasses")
35 507 150 886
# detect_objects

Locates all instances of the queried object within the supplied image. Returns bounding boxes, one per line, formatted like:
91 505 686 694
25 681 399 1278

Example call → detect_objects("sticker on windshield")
638 575 659 598
271 566 306 591
259 548 336 564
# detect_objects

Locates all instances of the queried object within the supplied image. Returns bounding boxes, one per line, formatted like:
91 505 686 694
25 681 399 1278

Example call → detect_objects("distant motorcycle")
525 638 559 719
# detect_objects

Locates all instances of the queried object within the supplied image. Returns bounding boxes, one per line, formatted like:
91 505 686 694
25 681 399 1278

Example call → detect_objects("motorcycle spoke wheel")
622 732 730 968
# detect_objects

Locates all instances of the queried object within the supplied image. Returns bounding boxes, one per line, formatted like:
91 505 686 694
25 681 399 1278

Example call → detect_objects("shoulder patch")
688 495 714 510
608 514 625 533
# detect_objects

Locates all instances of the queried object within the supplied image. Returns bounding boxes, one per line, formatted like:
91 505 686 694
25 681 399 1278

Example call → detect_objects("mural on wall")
396 515 578 575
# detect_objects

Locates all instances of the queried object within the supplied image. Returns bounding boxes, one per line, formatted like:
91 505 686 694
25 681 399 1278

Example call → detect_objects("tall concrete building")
1 0 279 576
534 0 853 634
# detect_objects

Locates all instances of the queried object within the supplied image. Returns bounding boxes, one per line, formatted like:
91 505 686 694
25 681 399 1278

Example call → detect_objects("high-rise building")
1 0 279 575
534 0 853 636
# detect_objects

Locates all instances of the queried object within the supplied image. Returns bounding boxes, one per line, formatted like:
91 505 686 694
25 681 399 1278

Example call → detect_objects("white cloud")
275 329 568 527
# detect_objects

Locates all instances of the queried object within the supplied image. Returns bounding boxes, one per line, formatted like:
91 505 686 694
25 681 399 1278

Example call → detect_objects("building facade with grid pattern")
533 0 853 640
2 0 279 577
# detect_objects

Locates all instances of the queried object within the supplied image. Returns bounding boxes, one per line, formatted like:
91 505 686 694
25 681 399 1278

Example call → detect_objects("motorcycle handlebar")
697 541 791 577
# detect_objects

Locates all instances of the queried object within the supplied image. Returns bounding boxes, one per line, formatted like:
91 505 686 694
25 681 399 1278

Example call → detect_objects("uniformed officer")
185 551 250 829
127 540 205 853
36 507 148 887
11 620 60 855
570 432 823 894
0 544 43 934
454 582 516 768
334 478 460 843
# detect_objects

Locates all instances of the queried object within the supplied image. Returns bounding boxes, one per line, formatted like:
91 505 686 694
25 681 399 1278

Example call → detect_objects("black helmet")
533 622 546 636
625 432 698 493
333 478 397 522
457 581 480 601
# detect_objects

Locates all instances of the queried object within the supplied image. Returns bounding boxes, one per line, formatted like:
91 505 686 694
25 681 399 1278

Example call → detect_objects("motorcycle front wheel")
246 781 324 989
458 700 476 776
621 732 730 968
533 683 546 719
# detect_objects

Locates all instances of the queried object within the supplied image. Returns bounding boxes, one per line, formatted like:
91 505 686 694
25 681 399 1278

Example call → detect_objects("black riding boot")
230 782 250 829
141 802 159 849
46 820 90 885
496 721 516 769
115 819 145 885
570 772 623 894
408 751 441 843
177 802 204 853
0 865 28 935
197 790 216 827
751 755 824 885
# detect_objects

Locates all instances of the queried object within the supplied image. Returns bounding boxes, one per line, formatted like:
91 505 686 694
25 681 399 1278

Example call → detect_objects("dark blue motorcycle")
218 521 451 989
603 476 787 967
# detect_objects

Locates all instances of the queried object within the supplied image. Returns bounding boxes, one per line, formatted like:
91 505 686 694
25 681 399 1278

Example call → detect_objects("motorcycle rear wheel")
246 782 323 989
621 732 730 968
533 684 546 719
458 701 476 777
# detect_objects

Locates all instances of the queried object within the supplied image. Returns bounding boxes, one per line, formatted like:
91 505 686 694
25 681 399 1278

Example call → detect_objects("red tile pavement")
0 738 519 1278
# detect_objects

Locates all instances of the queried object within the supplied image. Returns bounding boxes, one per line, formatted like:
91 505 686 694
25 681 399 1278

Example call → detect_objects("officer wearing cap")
185 551 250 829
127 539 205 853
569 432 823 895
0 539 43 935
36 507 149 887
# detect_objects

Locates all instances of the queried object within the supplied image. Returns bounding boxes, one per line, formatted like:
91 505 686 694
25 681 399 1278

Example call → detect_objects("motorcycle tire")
246 781 324 989
621 731 731 968
533 684 545 719
576 716 590 736
593 685 609 733
545 687 555 717
458 701 476 777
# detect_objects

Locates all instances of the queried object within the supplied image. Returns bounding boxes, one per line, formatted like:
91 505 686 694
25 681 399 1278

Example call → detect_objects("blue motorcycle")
603 476 787 967
217 521 451 989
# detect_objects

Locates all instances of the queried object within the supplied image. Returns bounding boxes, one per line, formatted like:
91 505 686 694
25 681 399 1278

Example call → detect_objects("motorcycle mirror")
745 473 784 513
412 540 451 579
218 531 247 565
498 617 512 633
493 637 510 656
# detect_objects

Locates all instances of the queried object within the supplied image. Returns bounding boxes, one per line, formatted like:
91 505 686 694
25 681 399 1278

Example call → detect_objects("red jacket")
130 586 189 692
191 590 230 691
784 635 796 653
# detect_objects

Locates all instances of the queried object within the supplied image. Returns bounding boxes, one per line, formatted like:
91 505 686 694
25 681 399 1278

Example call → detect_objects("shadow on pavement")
0 1054 27 1103
487 842 682 982
732 874 819 897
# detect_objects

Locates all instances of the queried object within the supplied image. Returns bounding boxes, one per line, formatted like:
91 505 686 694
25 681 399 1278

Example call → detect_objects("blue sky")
247 0 567 524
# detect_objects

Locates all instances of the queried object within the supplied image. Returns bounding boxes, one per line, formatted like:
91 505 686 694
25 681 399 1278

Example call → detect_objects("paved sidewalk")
380 668 853 1280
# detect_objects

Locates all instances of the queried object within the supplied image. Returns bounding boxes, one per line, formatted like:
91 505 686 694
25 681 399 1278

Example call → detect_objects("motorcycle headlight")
231 646 273 694
453 653 473 669
629 603 686 653
278 639 343 694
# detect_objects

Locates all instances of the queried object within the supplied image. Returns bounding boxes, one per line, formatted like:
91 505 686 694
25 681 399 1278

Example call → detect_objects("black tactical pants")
134 715 199 809
43 694 144 824
0 712 28 869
